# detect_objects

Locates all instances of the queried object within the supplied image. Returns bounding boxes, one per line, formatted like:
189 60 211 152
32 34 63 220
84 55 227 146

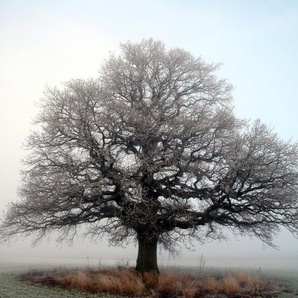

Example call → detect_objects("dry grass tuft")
66 267 145 295
220 275 241 295
157 271 198 297
142 272 159 289
201 276 218 293
19 266 282 298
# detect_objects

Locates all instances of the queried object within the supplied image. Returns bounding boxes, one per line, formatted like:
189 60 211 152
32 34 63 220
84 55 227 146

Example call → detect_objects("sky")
0 0 298 268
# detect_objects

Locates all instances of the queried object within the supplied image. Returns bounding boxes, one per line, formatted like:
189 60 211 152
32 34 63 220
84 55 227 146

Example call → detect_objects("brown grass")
220 275 241 295
19 266 282 298
156 271 198 297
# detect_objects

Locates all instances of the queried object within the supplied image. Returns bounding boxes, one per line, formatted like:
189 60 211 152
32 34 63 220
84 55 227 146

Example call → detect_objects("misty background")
0 0 298 269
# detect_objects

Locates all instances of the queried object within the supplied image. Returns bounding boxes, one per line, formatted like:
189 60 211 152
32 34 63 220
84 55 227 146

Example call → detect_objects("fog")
1 0 298 269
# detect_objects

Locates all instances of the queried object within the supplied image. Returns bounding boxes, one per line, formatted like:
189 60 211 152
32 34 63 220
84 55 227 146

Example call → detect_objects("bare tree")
1 39 298 274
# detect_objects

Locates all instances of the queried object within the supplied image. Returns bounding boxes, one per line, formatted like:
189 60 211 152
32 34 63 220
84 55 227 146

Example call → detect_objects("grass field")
264 269 298 298
0 265 297 298
0 272 106 298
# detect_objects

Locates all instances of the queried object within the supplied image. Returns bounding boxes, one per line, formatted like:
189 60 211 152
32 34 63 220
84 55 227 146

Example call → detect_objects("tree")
1 39 298 274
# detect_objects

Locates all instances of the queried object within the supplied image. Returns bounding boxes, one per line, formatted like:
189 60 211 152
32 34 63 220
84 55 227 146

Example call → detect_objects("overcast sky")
1 0 298 268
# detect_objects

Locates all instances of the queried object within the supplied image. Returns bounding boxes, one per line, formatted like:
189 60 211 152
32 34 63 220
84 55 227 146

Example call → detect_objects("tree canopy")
1 39 298 273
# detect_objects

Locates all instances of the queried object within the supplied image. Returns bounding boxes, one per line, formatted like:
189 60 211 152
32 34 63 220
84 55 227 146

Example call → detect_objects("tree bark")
135 233 159 274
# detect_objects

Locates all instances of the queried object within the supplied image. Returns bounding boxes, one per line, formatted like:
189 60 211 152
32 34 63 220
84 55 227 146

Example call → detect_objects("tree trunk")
135 233 159 274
